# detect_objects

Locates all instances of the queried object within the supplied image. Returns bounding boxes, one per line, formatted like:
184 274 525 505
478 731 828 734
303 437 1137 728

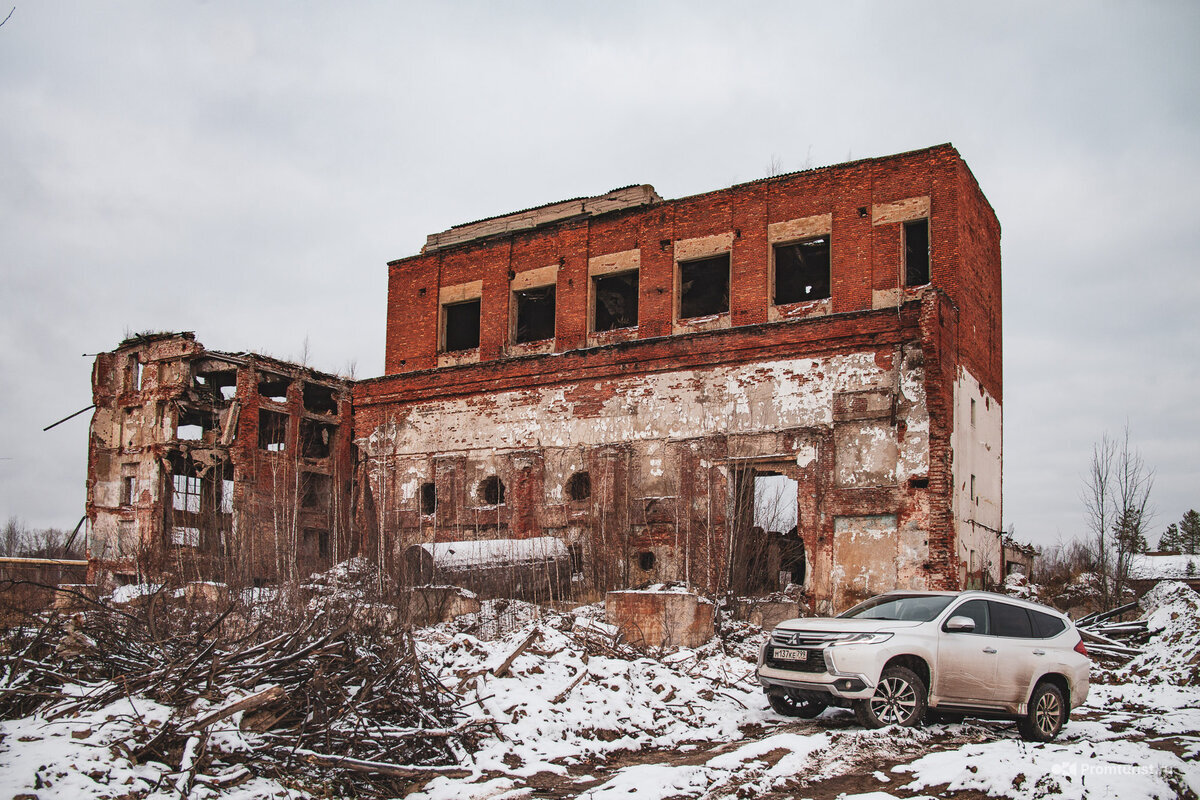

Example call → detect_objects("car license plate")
774 647 808 662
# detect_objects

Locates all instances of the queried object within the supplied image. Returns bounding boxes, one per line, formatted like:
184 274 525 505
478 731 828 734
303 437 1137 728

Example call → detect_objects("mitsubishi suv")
757 590 1090 741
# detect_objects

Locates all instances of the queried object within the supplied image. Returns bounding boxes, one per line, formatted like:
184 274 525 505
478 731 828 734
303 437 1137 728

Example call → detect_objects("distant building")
86 332 354 587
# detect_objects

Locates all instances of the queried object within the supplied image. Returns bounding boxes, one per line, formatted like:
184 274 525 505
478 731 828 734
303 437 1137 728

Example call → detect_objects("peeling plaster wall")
951 366 1003 586
357 343 938 607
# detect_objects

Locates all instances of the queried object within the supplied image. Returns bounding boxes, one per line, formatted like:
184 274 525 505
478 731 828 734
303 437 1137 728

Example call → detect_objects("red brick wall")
382 144 1001 401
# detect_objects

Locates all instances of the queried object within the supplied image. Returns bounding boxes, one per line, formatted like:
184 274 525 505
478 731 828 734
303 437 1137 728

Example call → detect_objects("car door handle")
983 647 997 654
1033 649 1046 656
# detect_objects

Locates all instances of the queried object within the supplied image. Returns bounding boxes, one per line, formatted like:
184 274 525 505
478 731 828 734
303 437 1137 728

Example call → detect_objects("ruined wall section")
384 144 998 390
87 334 355 586
951 366 1003 587
357 296 954 610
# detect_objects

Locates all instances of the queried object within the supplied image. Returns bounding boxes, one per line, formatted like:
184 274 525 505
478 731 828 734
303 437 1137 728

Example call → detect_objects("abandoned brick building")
86 144 1004 613
354 143 1003 613
86 333 355 586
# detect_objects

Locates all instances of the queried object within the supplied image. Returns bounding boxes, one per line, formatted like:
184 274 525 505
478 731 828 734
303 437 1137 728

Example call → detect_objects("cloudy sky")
1 2 1197 549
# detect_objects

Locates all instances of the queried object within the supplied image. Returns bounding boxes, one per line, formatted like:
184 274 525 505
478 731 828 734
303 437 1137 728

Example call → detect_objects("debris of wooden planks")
492 627 541 678
0 588 479 798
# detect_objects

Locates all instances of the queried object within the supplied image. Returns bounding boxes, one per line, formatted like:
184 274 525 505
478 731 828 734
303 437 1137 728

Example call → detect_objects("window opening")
420 482 437 515
303 383 338 415
134 359 144 390
302 528 330 559
301 472 332 510
173 473 201 514
970 397 976 426
566 471 592 501
904 219 930 286
513 285 556 344
478 475 505 505
443 299 481 352
593 271 639 331
221 478 234 514
196 368 237 402
773 237 830 304
171 526 200 547
258 375 290 403
258 409 288 451
121 463 138 506
638 551 656 572
568 542 584 574
678 253 730 319
300 419 335 458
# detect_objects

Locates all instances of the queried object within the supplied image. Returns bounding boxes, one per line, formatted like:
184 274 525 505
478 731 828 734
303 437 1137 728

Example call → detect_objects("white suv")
757 590 1090 741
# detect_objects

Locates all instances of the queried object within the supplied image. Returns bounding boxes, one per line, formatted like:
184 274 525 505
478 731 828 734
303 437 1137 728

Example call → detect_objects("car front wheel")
1019 682 1067 741
768 691 827 718
854 666 927 729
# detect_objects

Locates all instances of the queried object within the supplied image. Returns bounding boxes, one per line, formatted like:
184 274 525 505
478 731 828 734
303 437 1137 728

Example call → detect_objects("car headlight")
828 632 893 645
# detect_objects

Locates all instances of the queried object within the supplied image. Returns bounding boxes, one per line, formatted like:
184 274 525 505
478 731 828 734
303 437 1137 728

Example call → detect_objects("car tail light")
1074 638 1089 657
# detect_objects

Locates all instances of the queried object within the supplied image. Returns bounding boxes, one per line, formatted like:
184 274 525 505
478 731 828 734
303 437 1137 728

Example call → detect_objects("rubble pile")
1119 580 1200 686
0 582 478 798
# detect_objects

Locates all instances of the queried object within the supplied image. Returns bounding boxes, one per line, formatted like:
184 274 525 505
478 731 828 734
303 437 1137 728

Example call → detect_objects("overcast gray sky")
2 2 1197 549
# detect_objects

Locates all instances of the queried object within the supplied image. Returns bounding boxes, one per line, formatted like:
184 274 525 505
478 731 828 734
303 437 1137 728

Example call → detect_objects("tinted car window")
1030 609 1067 638
989 601 1034 638
840 595 954 621
943 598 990 634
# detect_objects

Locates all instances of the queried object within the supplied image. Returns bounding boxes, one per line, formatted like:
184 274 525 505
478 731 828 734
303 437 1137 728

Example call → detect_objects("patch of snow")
417 536 569 570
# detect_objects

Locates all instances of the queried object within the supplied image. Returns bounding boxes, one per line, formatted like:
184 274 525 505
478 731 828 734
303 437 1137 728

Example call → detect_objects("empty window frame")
300 419 335 459
904 219 930 287
302 383 338 415
302 528 330 559
301 472 332 510
678 253 730 319
513 285 556 344
121 463 138 506
258 375 290 403
773 237 830 304
420 482 437 515
172 473 201 514
258 409 289 451
478 475 505 506
593 271 639 332
442 299 481 352
566 471 592 501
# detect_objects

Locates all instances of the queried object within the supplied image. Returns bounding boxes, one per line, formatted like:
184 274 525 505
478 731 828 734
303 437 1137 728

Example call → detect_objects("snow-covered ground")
2 585 1199 799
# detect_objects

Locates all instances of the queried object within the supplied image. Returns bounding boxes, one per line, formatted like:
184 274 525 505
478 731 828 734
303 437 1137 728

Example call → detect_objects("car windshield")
839 594 955 622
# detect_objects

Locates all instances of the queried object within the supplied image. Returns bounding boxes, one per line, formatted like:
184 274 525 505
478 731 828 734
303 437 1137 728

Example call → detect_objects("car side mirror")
945 615 976 632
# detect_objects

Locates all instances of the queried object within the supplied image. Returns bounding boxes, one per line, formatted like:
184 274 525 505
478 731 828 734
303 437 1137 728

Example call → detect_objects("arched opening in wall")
638 551 656 572
566 471 591 501
420 482 437 515
730 466 799 596
478 475 505 506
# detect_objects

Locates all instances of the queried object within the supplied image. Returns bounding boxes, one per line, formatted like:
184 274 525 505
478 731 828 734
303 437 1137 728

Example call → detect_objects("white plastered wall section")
950 366 1003 586
360 347 934 592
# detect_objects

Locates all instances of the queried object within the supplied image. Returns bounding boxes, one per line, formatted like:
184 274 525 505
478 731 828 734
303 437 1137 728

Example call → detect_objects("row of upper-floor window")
437 218 930 353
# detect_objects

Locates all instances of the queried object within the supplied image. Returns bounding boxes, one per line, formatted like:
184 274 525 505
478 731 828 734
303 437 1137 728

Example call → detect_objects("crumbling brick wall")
358 144 1003 611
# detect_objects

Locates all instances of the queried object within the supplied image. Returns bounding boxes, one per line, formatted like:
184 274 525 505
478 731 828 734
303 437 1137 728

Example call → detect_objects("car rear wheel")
1019 682 1067 741
854 666 927 729
768 691 827 718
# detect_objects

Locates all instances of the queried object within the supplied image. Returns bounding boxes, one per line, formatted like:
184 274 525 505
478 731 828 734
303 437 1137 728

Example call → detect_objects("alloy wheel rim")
870 677 917 724
1035 692 1062 735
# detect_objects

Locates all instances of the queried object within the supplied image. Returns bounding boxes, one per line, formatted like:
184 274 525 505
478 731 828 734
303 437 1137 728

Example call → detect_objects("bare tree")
1111 427 1154 601
1082 427 1154 607
2 517 24 557
1082 434 1117 607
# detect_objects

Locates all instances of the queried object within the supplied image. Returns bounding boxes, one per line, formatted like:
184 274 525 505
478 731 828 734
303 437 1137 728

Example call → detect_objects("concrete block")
605 589 714 650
